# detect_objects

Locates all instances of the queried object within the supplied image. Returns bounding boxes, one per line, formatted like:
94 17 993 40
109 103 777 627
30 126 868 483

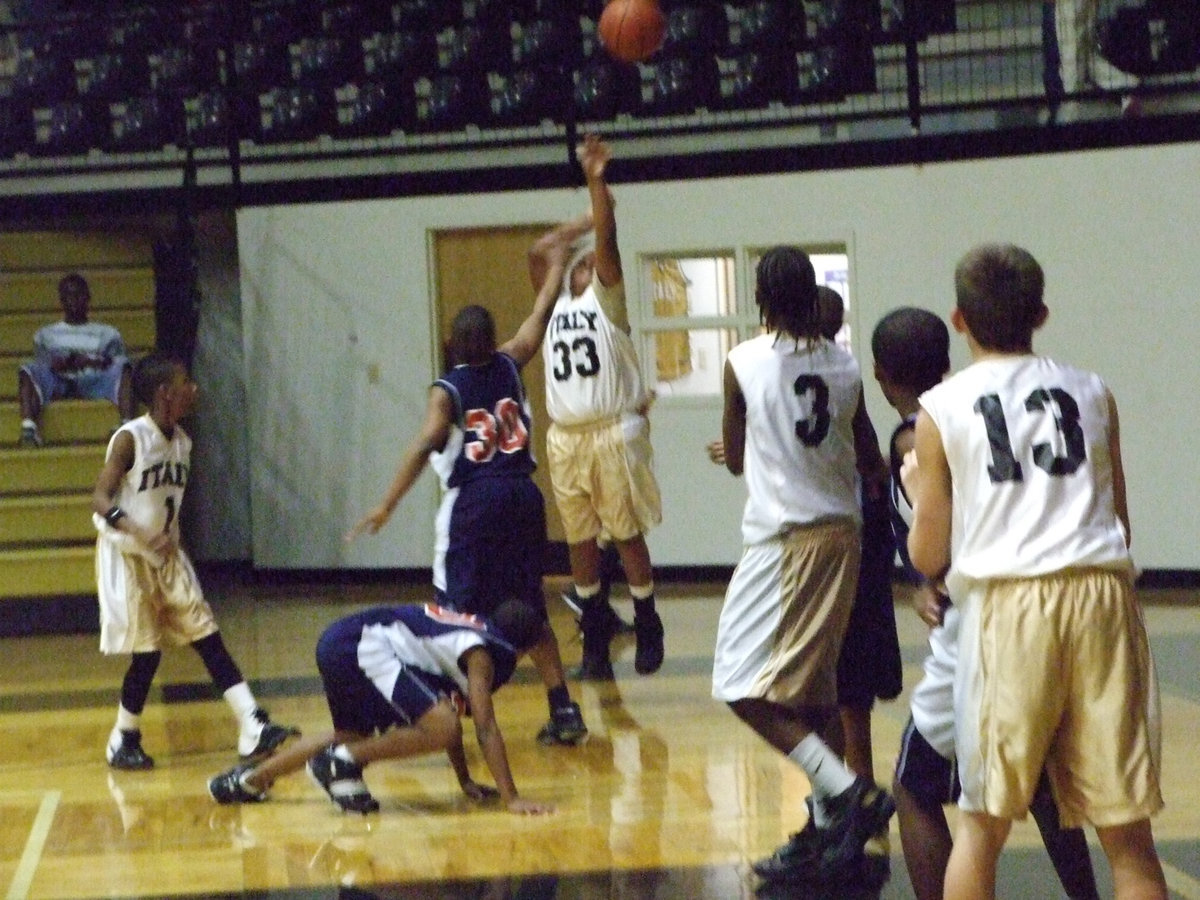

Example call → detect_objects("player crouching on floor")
207 600 554 816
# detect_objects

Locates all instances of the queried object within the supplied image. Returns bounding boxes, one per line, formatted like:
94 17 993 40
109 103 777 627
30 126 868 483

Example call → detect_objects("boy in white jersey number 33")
528 134 664 682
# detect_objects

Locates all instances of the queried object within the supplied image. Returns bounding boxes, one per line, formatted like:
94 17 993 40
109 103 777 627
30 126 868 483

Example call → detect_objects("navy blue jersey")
318 603 520 696
432 353 535 489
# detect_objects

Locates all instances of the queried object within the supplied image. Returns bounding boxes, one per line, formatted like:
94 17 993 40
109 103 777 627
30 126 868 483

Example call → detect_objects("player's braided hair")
755 246 820 343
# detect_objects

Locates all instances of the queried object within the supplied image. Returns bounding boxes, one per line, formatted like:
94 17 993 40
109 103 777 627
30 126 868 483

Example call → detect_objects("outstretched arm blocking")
577 134 621 287
905 411 953 581
501 244 568 368
528 212 592 295
345 386 455 541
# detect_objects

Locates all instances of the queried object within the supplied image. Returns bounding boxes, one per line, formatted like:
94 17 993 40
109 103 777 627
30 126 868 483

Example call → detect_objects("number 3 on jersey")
793 374 831 446
464 398 529 463
551 336 601 382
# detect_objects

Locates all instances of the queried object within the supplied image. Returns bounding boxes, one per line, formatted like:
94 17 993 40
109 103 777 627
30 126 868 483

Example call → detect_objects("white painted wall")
236 141 1200 570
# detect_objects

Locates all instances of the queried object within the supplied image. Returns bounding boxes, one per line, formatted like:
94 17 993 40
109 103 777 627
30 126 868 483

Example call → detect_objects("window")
640 245 850 398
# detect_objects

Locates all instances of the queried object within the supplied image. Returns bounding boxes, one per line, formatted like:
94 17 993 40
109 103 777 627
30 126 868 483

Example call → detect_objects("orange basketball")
598 0 667 64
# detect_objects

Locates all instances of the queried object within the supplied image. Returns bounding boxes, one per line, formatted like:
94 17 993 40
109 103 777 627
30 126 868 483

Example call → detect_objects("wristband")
104 505 127 527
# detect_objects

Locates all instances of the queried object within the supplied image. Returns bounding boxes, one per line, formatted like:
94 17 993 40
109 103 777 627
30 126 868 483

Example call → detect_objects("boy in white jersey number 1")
92 353 298 770
527 134 664 681
905 244 1166 900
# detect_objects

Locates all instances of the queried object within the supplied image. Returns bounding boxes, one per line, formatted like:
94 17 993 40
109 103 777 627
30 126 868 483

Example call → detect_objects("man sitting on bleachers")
17 273 136 447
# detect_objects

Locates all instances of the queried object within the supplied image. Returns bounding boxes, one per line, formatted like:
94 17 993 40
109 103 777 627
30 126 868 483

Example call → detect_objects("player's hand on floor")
462 781 500 803
507 797 555 815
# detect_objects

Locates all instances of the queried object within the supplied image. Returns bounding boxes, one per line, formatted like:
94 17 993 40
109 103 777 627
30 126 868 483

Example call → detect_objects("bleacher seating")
0 231 156 616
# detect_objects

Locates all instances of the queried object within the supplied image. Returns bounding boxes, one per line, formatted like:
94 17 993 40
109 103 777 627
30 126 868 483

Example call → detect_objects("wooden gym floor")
1 576 1197 900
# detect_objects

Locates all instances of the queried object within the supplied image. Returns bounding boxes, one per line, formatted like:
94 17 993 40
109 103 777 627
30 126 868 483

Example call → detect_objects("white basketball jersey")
727 333 863 544
543 276 646 426
920 355 1132 595
93 414 191 544
34 320 125 371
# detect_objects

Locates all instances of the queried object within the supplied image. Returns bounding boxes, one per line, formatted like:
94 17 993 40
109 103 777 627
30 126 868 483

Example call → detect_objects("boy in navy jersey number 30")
346 244 586 747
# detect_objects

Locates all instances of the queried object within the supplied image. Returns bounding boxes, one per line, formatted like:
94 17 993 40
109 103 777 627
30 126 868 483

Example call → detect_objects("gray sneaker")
536 701 588 745
18 425 43 448
239 708 300 761
106 729 154 770
306 745 380 814
209 763 267 804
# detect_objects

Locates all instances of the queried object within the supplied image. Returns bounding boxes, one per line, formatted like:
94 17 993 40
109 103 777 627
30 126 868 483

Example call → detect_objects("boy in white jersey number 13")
904 243 1166 900
527 134 664 682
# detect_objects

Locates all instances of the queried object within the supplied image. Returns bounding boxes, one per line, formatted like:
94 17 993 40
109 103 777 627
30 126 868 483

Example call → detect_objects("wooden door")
431 225 564 541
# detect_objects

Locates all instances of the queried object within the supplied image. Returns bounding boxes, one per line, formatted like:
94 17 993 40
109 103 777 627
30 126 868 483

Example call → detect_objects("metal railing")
0 0 1196 197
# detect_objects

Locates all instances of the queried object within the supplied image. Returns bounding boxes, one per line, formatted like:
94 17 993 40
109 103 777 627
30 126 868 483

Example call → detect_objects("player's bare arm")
578 134 622 286
464 648 554 815
905 411 952 581
501 249 567 367
92 430 171 556
851 390 889 497
443 710 500 803
1107 388 1131 546
892 423 917 506
528 211 592 293
720 361 747 476
345 387 454 541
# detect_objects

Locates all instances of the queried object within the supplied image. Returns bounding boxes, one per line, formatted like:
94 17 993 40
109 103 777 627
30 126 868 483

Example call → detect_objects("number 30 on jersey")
464 398 529 463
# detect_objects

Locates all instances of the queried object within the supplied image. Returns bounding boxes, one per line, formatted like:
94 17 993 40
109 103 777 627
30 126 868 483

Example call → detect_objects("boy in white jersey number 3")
528 134 664 681
904 243 1166 900
714 246 894 887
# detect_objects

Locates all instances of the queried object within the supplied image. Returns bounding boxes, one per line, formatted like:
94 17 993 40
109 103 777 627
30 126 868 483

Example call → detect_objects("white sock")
575 582 602 601
630 581 655 601
788 734 856 826
224 683 263 753
21 418 36 430
333 744 358 765
115 704 140 733
224 682 257 723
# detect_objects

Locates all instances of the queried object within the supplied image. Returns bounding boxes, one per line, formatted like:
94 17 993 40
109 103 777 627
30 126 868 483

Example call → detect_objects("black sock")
547 685 571 712
1029 772 1099 899
634 596 656 618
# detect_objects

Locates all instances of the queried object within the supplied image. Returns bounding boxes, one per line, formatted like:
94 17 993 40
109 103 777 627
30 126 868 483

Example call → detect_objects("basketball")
598 0 667 64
